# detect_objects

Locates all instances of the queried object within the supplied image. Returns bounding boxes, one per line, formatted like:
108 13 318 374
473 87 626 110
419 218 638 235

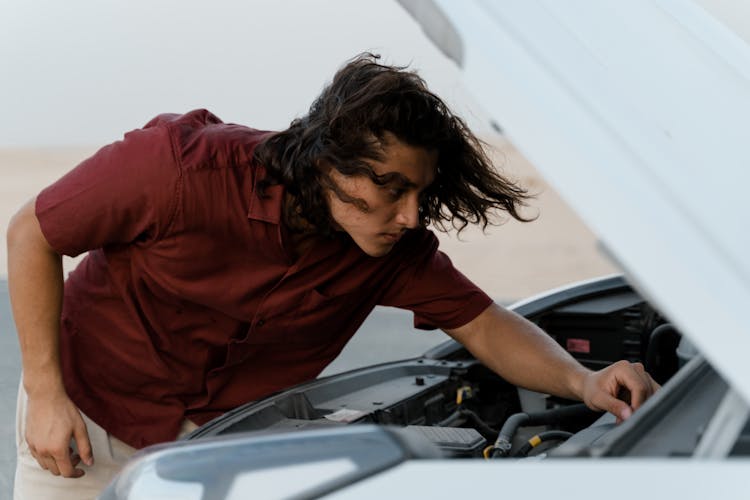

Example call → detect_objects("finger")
29 446 55 474
616 386 632 406
28 445 42 468
632 363 655 397
68 446 84 474
73 418 94 466
69 446 80 465
651 378 662 392
40 455 61 476
614 364 649 410
30 451 46 470
646 373 661 394
638 368 660 389
595 392 633 422
51 448 78 478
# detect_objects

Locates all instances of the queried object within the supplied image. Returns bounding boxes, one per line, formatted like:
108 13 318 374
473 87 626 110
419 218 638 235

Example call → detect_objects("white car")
101 1 750 498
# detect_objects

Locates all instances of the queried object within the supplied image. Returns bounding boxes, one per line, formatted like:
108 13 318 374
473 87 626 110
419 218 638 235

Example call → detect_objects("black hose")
645 323 680 384
491 412 530 457
513 430 574 457
524 403 599 425
491 403 598 458
436 409 463 428
458 408 498 440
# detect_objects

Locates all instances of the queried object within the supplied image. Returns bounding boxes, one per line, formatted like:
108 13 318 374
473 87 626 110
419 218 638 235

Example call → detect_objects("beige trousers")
14 380 198 500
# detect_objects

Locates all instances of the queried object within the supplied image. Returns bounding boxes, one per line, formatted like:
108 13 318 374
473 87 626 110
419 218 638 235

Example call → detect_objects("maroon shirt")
35 109 493 448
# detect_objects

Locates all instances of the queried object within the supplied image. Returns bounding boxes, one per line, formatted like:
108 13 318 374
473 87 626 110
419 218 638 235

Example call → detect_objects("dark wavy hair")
253 53 532 235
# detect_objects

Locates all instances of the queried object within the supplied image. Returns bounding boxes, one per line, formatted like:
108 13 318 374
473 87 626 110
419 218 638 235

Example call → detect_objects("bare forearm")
446 302 659 420
445 303 591 401
7 198 66 397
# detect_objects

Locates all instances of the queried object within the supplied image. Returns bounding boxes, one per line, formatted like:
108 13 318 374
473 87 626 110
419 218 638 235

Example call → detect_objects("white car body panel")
406 0 750 404
325 460 748 499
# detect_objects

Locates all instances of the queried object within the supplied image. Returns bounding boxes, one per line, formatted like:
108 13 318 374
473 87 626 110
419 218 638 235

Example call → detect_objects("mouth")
380 232 403 243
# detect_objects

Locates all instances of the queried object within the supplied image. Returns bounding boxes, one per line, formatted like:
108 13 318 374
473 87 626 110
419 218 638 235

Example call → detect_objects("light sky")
0 0 492 147
3 0 749 148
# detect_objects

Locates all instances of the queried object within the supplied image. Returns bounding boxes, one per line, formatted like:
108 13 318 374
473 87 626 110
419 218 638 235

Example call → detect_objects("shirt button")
256 319 265 327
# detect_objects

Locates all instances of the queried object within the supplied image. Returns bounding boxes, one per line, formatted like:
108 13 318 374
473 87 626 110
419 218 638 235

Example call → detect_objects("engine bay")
187 276 686 459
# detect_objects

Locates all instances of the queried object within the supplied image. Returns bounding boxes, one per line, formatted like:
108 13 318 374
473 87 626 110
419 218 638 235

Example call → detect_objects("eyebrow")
379 171 419 189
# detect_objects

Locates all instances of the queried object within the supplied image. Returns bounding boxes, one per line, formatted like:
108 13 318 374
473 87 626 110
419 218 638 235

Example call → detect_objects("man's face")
326 133 437 257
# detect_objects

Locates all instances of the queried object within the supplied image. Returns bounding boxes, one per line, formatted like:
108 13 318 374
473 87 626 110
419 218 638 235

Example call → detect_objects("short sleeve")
35 121 180 257
379 230 493 330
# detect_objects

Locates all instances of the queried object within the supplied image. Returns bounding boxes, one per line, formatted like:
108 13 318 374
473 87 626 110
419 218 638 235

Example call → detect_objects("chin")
362 247 392 258
357 242 394 258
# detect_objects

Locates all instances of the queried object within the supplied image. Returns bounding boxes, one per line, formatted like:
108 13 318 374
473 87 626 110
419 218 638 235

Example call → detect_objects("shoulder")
143 109 275 172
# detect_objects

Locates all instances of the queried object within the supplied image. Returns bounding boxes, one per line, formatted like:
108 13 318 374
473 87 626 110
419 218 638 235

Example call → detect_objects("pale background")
0 0 621 294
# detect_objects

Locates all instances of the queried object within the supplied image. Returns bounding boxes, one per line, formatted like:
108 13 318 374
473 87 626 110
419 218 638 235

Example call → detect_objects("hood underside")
399 0 750 404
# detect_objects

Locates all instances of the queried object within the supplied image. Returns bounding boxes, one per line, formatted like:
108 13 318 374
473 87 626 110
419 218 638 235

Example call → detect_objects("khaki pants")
14 380 198 500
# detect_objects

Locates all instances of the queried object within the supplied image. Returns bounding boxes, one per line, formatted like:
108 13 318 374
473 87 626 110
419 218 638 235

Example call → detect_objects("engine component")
490 404 598 458
513 431 574 457
406 425 486 458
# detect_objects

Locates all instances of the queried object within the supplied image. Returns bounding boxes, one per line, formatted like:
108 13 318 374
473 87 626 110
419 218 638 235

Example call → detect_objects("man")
8 54 658 498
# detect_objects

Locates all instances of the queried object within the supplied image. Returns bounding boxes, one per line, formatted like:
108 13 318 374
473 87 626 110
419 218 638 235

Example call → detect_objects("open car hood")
399 0 750 405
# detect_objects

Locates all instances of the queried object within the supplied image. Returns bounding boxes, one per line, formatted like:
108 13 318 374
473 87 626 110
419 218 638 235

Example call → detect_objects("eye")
386 186 407 199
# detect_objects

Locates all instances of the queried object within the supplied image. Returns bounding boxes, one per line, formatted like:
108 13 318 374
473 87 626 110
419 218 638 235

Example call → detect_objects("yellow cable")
456 386 473 405
483 445 495 459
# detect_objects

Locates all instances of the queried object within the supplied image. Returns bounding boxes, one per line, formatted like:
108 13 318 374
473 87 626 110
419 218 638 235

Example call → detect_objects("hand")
579 360 660 422
25 391 94 478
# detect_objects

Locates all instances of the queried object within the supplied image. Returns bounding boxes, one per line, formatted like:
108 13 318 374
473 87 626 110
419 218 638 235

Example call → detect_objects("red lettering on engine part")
566 338 591 354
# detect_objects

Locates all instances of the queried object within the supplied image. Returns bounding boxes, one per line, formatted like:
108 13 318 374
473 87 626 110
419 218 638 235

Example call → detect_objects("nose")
394 193 420 229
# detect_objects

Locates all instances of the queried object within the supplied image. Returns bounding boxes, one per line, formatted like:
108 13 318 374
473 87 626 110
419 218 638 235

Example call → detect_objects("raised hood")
399 0 750 403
